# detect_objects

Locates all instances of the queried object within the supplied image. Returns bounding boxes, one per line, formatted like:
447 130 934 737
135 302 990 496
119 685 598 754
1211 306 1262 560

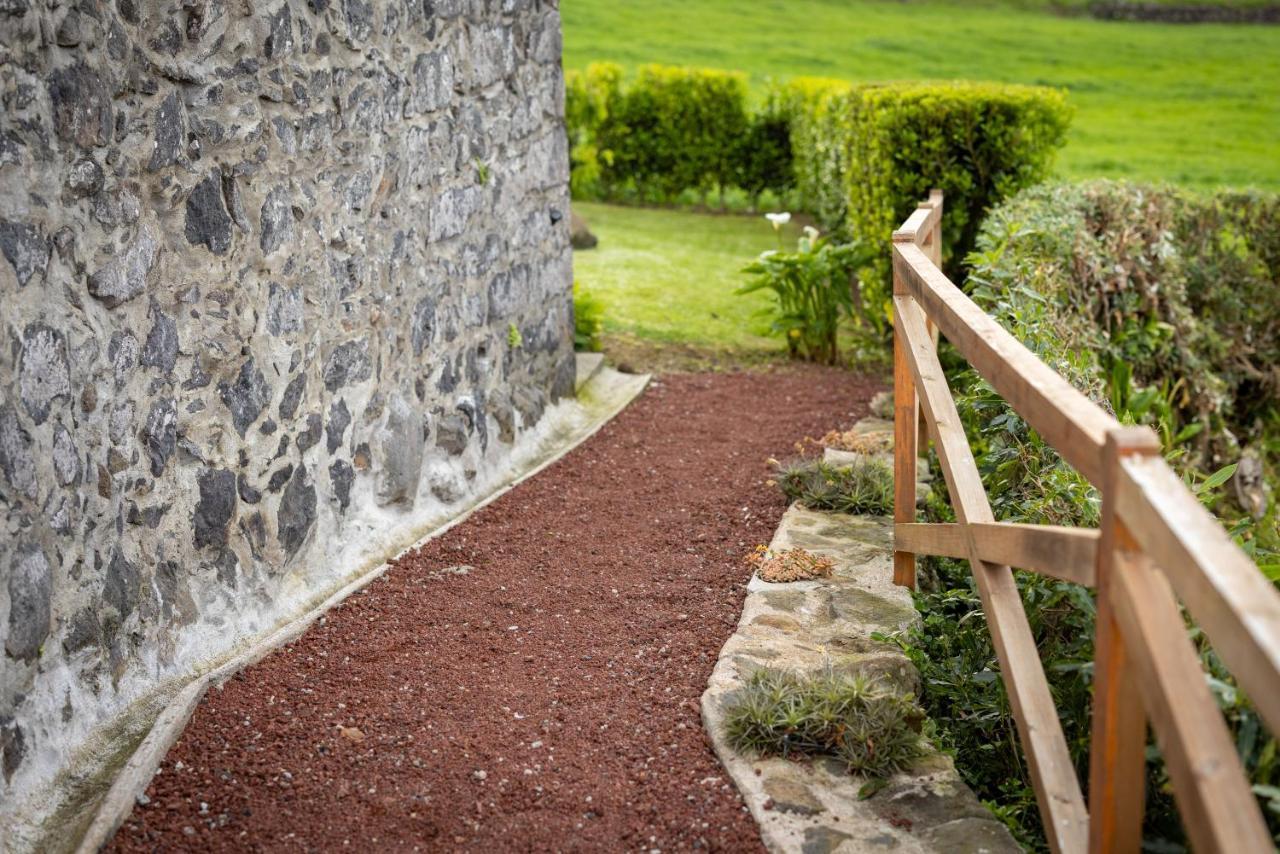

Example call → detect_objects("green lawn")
562 0 1280 190
572 202 802 353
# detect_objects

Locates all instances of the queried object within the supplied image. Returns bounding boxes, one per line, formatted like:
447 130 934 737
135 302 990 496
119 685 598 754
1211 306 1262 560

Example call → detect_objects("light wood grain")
895 522 1097 587
1111 550 1273 852
894 242 1112 487
1088 428 1158 854
895 293 1089 854
1116 454 1280 738
892 265 920 588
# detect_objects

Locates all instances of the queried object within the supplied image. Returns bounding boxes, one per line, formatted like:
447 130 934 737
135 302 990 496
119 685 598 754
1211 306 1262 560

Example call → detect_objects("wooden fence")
890 191 1280 853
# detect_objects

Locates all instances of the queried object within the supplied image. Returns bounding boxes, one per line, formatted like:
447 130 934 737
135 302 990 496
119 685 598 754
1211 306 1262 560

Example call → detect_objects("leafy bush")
599 64 749 202
724 667 927 777
771 457 894 516
888 180 1280 849
734 92 794 205
770 77 854 228
738 227 875 363
845 82 1072 328
564 63 624 200
573 281 605 352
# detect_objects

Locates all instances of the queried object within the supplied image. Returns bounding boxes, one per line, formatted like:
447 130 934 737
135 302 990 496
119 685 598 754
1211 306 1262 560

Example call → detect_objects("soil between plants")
109 367 881 853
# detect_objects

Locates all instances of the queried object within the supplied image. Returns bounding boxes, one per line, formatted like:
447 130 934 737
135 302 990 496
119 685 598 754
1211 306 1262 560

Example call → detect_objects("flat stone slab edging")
64 365 650 854
701 503 1020 853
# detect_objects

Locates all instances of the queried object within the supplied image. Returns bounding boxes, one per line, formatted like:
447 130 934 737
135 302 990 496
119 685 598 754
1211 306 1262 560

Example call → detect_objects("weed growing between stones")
746 545 834 583
771 457 893 515
723 667 926 777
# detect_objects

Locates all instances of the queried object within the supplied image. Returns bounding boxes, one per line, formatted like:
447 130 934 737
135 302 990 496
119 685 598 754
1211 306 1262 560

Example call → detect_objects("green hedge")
845 82 1072 300
566 64 758 202
770 77 853 227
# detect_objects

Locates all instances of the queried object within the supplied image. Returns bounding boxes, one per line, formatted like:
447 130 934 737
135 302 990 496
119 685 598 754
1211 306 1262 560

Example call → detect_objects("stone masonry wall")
0 0 572 820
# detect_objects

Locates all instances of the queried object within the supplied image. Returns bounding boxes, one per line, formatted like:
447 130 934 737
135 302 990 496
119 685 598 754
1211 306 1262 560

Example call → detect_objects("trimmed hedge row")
566 65 1073 329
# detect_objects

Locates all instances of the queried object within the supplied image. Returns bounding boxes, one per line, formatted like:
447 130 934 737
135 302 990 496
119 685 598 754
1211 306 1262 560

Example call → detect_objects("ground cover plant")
723 667 927 777
746 545 835 583
562 0 1280 190
771 457 895 516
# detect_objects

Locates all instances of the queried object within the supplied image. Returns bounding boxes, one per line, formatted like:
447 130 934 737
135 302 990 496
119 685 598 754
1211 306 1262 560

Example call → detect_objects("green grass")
572 202 801 352
562 0 1280 190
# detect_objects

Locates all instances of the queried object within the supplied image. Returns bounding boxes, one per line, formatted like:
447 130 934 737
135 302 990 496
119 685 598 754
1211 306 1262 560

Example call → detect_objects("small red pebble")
762 798 775 811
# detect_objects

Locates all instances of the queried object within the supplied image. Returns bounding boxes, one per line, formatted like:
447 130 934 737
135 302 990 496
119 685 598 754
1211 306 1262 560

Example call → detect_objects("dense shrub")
770 77 853 227
597 64 749 201
572 281 605 352
564 62 624 199
887 180 1280 849
845 82 1072 328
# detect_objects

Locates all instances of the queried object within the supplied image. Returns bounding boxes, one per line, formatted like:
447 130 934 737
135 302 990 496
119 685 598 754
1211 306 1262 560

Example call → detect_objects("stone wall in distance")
0 0 572 817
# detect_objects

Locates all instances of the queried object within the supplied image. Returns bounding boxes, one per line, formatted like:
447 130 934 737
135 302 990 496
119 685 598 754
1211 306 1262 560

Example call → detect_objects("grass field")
562 0 1280 190
571 203 802 356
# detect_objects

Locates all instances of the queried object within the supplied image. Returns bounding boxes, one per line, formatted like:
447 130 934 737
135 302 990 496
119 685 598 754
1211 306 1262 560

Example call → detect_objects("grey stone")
264 4 294 58
801 826 853 854
279 372 306 420
323 339 371 391
6 543 52 661
103 549 139 620
141 307 179 374
374 393 424 506
326 399 351 453
88 226 159 307
148 92 185 171
412 296 436 356
143 398 177 476
436 412 469 455
0 221 47 287
2 718 26 784
343 0 374 42
408 51 453 115
108 332 139 387
19 323 71 425
52 423 79 486
278 464 317 557
267 282 303 335
267 464 294 493
194 468 237 549
237 472 262 504
570 209 597 249
185 171 234 255
259 186 294 255
298 412 323 451
0 405 37 499
67 157 104 197
63 608 101 653
330 459 354 510
763 776 825 816
48 60 112 148
219 358 270 437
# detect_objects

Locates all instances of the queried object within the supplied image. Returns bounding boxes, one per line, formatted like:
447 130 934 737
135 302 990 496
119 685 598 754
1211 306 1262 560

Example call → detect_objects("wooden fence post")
892 236 919 589
1088 426 1160 853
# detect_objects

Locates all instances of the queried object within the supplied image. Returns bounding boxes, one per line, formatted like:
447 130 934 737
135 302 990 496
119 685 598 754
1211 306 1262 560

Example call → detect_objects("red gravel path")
110 367 880 853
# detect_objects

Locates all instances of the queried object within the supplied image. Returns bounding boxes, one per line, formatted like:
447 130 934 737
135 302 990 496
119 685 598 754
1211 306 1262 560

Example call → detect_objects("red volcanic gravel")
110 367 881 853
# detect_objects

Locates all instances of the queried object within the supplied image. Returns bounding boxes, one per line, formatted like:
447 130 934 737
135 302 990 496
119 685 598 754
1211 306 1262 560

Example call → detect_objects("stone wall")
0 0 572 822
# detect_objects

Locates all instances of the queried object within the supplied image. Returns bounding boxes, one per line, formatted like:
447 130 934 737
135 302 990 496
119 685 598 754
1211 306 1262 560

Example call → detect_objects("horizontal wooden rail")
895 522 1098 587
889 191 1280 853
